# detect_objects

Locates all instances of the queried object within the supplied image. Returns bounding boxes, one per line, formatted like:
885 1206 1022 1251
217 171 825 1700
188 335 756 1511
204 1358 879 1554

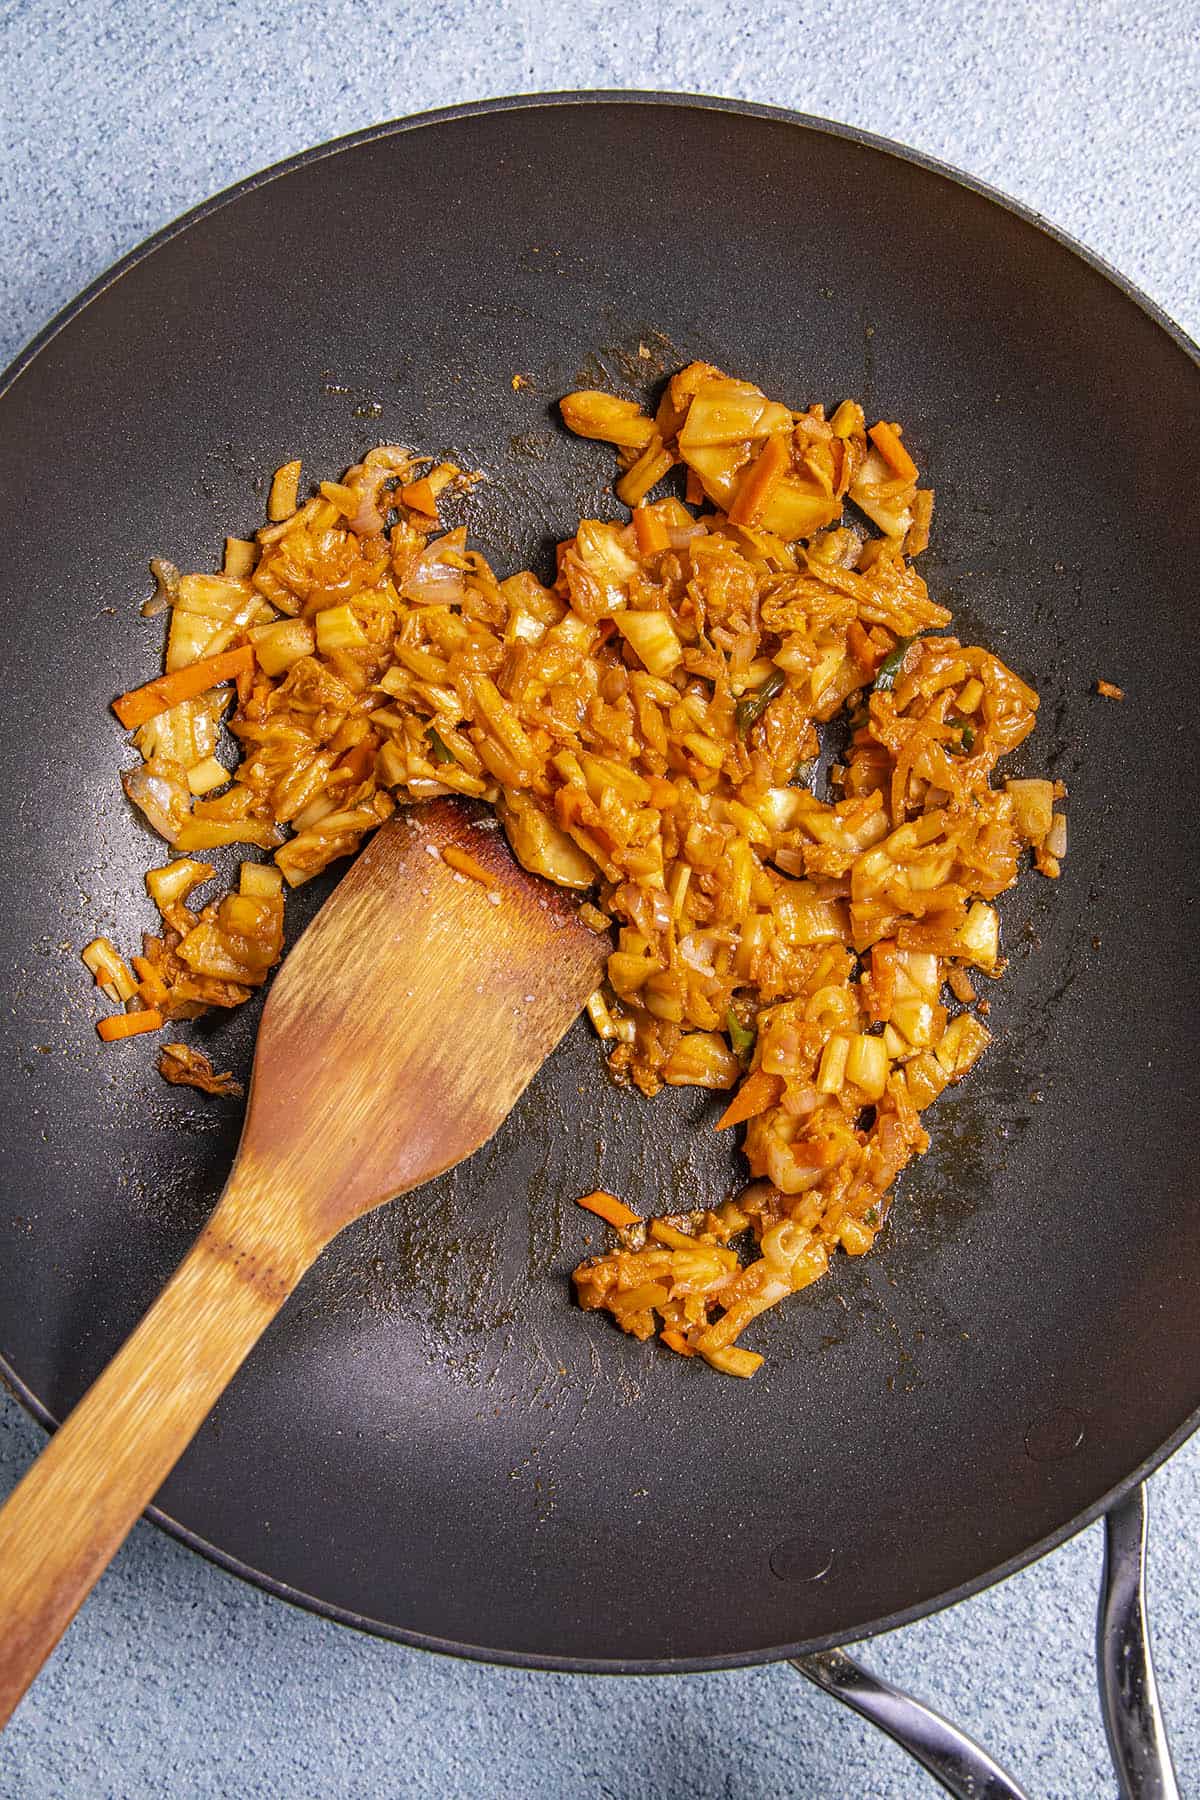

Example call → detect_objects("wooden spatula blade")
242 798 607 1237
0 797 608 1723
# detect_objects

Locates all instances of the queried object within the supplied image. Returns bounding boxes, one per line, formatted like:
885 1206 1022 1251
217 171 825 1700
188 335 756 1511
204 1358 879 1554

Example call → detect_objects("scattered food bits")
88 358 1059 1380
158 1043 243 1097
442 843 498 888
575 1189 641 1229
1096 679 1125 700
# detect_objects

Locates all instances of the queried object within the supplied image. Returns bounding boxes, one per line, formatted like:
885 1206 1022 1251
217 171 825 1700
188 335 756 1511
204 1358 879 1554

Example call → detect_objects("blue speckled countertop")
2 5 1198 1796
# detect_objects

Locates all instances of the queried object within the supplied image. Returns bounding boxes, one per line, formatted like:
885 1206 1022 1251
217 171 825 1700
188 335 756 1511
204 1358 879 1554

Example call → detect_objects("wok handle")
1097 1484 1179 1800
0 1173 319 1729
791 1647 1032 1800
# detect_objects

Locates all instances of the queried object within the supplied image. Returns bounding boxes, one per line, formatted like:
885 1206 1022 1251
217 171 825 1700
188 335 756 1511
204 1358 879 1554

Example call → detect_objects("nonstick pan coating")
1 96 1198 1671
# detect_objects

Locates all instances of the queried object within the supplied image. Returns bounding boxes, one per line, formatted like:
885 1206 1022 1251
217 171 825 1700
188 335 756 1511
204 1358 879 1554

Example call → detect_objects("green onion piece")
426 724 455 764
864 1205 879 1226
846 709 869 731
947 716 976 752
735 667 785 735
872 635 916 693
789 756 818 788
726 1006 756 1062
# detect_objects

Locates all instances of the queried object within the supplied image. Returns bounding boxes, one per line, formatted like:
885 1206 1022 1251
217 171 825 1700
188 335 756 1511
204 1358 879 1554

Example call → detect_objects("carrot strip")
576 1189 640 1230
131 956 171 1007
633 506 671 555
442 843 496 888
727 432 791 526
97 1008 164 1042
715 1067 784 1131
660 1327 695 1357
113 645 256 730
868 421 918 482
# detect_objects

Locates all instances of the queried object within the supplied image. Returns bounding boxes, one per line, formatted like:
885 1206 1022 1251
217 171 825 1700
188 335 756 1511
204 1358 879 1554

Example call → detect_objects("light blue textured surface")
2 5 1198 1797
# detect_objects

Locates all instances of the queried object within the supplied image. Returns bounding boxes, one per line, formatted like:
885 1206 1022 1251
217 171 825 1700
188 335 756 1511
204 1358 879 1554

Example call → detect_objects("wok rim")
2 89 1197 1675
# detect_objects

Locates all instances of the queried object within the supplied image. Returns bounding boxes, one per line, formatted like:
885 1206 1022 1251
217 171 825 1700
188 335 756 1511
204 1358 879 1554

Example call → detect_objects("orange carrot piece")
442 843 496 888
399 477 439 518
727 432 791 526
632 506 671 556
1096 678 1125 700
868 420 918 482
661 1327 695 1357
576 1189 641 1230
96 1008 164 1042
715 1067 784 1131
112 644 256 730
131 956 171 1007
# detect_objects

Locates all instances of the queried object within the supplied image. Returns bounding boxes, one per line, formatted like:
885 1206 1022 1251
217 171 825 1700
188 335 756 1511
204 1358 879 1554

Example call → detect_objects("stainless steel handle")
1097 1484 1179 1800
792 1646 1032 1800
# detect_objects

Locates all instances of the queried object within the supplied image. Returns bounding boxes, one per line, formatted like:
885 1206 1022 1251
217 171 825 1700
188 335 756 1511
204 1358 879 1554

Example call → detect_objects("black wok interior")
1 96 1198 1670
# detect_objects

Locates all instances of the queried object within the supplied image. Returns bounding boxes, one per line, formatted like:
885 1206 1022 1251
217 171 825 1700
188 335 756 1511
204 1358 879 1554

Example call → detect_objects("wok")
0 97 1197 1782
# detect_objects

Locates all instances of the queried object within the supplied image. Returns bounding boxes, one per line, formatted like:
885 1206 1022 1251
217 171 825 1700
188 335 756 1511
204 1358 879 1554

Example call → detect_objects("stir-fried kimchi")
84 362 1063 1376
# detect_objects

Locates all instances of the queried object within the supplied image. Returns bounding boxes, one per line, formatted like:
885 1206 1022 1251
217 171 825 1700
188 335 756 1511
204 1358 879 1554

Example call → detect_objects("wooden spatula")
0 799 606 1725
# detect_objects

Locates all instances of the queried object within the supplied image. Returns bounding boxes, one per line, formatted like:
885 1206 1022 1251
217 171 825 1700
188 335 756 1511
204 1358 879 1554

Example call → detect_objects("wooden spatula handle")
0 1170 320 1726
